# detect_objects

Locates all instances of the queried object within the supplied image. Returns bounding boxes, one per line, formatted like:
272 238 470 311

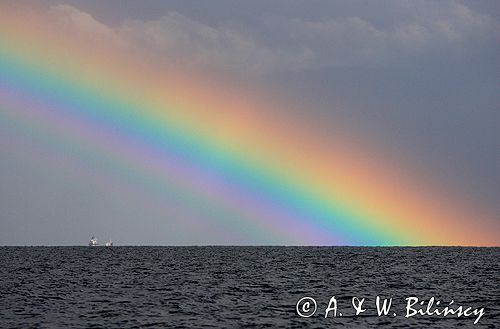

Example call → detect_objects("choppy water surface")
0 247 498 328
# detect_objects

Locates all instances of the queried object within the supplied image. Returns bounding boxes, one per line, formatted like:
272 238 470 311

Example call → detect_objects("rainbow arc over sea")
1 6 497 245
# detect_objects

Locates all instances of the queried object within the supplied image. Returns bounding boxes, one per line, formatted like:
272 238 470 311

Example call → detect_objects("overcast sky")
1 0 499 245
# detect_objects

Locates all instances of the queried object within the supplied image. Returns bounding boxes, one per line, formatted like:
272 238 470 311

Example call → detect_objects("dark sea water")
0 247 498 328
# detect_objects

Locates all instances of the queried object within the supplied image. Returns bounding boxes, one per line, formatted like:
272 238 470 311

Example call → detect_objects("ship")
88 236 98 246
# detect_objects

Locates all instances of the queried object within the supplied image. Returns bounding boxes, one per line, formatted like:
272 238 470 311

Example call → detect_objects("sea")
0 247 498 328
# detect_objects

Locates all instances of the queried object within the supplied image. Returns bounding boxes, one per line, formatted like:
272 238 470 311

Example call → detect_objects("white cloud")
48 2 499 75
49 4 117 41
116 12 319 75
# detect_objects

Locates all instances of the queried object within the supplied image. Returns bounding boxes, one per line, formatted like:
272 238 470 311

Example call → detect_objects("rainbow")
1 5 498 245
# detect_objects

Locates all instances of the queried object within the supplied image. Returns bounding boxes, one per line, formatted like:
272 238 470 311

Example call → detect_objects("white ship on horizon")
88 236 98 246
105 240 113 247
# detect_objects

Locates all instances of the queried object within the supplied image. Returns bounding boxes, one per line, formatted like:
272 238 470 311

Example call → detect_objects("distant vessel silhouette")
88 236 98 246
105 240 113 247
